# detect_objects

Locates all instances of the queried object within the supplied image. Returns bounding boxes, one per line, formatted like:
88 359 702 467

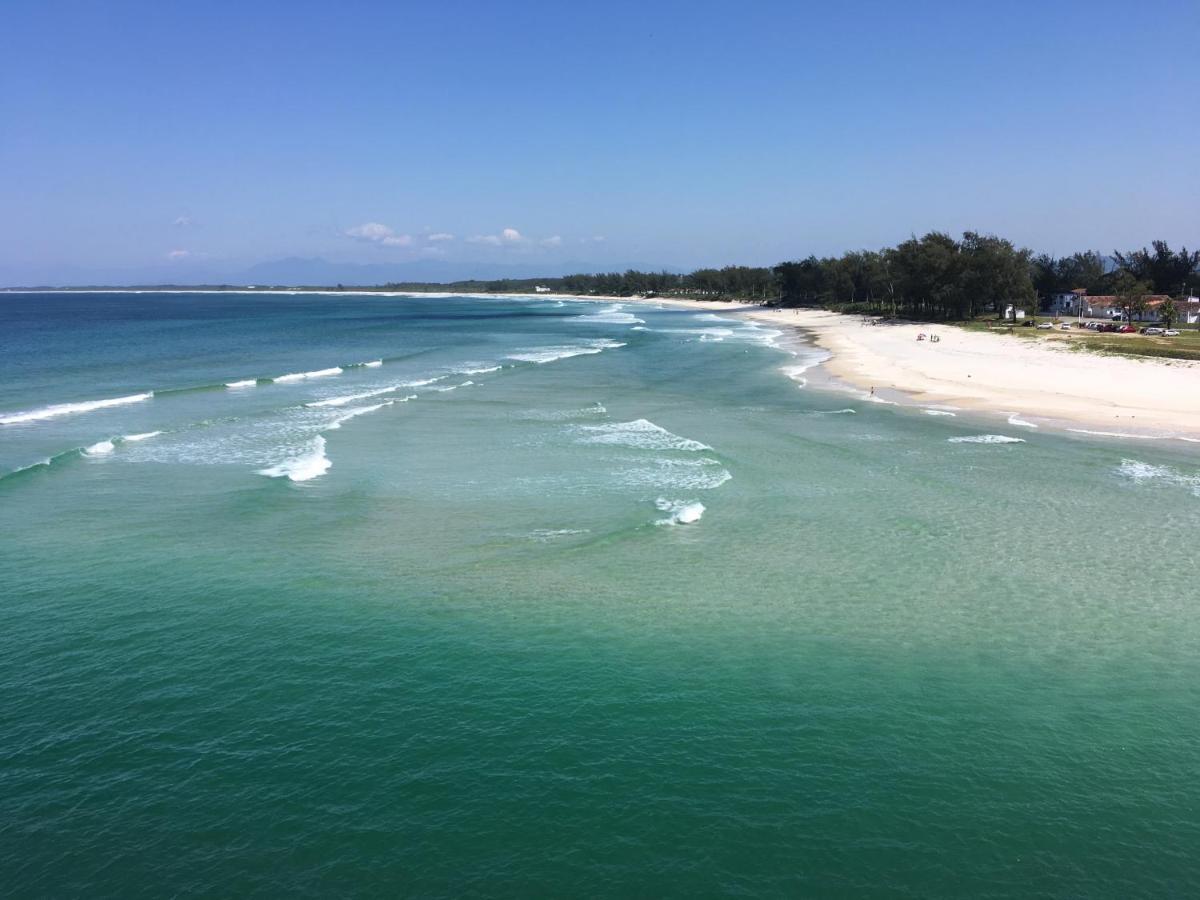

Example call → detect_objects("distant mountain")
1 257 685 289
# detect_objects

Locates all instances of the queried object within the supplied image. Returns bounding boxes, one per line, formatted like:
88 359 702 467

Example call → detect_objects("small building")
534 285 552 293
1050 290 1171 321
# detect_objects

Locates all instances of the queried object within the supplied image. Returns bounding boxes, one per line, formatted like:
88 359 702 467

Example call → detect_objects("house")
1177 296 1200 325
534 285 552 293
1050 289 1172 321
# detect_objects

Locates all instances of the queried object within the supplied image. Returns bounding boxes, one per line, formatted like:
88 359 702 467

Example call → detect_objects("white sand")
612 296 1200 440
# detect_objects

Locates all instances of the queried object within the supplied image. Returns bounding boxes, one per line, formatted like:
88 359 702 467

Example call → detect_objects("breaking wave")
225 379 258 389
507 339 625 364
947 434 1026 444
576 419 711 451
0 392 153 426
579 303 645 325
655 497 706 525
257 436 331 482
272 367 343 383
83 440 115 457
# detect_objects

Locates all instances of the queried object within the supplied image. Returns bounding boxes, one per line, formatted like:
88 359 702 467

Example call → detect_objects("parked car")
1059 323 1072 330
1036 322 1053 330
1141 327 1164 335
1164 329 1181 336
1117 325 1137 333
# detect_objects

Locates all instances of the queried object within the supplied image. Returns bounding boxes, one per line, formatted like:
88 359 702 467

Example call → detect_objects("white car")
1036 322 1053 330
1059 323 1071 330
1164 329 1180 336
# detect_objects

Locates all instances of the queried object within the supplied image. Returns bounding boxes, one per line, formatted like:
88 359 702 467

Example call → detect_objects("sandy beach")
610 295 1200 441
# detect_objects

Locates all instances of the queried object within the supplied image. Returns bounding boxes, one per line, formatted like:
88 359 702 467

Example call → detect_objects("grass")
953 317 1200 362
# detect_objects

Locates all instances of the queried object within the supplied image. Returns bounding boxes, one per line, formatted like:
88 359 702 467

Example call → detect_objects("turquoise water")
2 292 1198 897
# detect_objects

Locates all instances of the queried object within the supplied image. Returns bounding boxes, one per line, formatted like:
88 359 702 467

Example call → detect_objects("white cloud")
426 232 455 242
167 249 191 260
345 222 413 247
540 235 563 247
468 227 528 247
172 216 193 227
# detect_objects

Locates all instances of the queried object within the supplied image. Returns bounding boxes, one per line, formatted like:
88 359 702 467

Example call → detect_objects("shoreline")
615 294 1200 444
12 288 1200 443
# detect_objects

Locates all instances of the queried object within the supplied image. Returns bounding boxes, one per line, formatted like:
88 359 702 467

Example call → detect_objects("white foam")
273 367 343 383
1117 459 1174 481
1008 414 1039 429
225 379 257 389
620 457 732 491
947 434 1026 444
781 363 814 386
123 431 162 442
577 419 711 451
1068 428 1159 440
1116 459 1200 497
529 528 589 540
363 360 383 368
507 339 625 364
307 385 407 407
655 497 706 525
455 365 501 375
923 409 957 417
83 440 115 456
579 304 645 325
0 392 153 425
327 403 392 429
695 313 735 323
257 435 331 482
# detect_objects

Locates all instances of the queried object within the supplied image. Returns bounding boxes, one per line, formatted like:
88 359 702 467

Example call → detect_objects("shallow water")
2 292 1198 896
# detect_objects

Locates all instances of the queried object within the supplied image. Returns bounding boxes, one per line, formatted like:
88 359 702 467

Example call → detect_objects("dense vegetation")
379 234 1199 322
21 235 1197 325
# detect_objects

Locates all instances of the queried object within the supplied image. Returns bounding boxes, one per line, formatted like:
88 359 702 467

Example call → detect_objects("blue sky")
2 0 1197 282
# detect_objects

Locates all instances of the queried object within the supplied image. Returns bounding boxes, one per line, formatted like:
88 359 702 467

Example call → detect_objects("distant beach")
604 294 1200 442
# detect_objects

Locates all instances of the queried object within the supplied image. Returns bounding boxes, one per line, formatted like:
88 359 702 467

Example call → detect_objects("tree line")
379 234 1199 322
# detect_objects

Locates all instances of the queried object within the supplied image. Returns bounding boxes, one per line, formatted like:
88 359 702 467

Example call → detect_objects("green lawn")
953 317 1200 362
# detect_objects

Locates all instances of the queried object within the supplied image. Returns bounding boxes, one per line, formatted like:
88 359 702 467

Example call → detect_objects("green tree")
1158 298 1178 328
1112 272 1152 323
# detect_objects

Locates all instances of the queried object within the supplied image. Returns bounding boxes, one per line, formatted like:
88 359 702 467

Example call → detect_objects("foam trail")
0 392 153 425
948 434 1026 444
1068 428 1159 440
273 367 343 383
456 365 502 375
307 385 407 408
655 497 706 525
508 339 625 364
363 360 383 368
257 436 331 482
579 304 645 325
123 431 162 442
226 379 258 389
924 409 957 417
1008 414 1039 429
577 419 711 451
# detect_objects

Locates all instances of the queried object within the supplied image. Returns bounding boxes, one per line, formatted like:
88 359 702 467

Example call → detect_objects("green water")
1 293 1198 896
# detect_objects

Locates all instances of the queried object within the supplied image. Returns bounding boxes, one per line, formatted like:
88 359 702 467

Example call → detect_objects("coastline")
10 288 1200 442
616 294 1200 443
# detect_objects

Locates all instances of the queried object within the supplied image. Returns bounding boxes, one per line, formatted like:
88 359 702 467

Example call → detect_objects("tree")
1159 298 1178 328
1112 272 1152 323
1113 241 1200 295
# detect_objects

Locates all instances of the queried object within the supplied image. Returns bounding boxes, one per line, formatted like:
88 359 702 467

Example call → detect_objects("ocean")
2 291 1198 897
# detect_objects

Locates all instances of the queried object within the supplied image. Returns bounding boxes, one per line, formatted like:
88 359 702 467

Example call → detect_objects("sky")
1 0 1198 284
